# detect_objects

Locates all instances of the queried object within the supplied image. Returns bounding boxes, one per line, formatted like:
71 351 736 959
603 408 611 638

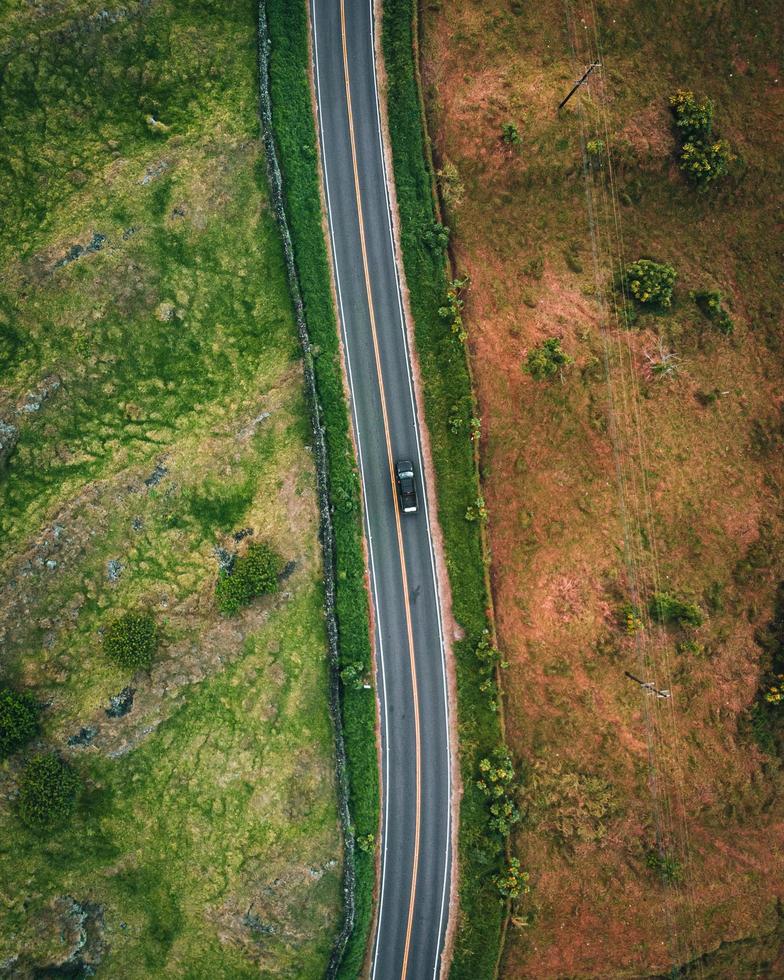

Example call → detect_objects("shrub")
669 90 732 187
215 541 281 615
649 592 703 628
340 662 368 690
18 753 80 828
586 137 605 158
501 122 521 146
679 138 733 187
524 337 573 381
423 221 450 251
0 687 39 760
669 90 714 140
494 857 530 899
104 611 158 670
693 289 734 335
624 259 676 309
477 749 521 836
646 849 683 885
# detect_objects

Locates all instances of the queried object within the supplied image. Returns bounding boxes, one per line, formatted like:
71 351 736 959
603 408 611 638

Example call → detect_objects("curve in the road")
310 0 453 977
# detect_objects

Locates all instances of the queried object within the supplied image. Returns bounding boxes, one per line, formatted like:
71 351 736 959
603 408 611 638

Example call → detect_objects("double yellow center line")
337 1 423 977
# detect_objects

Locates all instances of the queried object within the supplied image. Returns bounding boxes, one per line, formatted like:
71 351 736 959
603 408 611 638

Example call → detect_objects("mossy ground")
0 1 340 974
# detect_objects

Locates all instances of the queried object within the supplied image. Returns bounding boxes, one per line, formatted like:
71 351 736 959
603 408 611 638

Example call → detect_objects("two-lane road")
309 1 453 976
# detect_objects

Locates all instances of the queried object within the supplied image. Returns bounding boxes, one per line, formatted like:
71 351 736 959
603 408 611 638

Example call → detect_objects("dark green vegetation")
264 0 377 974
103 611 158 671
382 1 507 975
524 337 573 381
670 89 733 187
0 687 39 760
18 753 81 828
0 1 341 974
624 258 677 309
215 541 281 615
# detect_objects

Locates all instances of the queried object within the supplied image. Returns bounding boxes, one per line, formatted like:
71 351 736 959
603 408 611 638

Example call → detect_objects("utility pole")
558 62 601 111
625 671 671 700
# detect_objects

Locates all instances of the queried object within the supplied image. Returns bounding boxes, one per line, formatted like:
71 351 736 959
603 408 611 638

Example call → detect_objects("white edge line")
366 1 453 978
310 2 393 975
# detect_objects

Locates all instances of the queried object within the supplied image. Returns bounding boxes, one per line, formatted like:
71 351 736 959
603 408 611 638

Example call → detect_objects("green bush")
624 258 676 309
649 592 703 628
493 857 530 899
104 611 158 670
524 337 573 381
18 753 80 828
477 750 520 836
669 90 732 187
693 289 734 335
423 221 450 251
646 849 683 885
669 89 714 140
501 122 521 146
0 687 39 760
215 542 281 615
679 138 733 186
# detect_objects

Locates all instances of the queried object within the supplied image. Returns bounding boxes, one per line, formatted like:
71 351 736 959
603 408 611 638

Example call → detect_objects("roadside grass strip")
262 1 379 975
381 1 507 976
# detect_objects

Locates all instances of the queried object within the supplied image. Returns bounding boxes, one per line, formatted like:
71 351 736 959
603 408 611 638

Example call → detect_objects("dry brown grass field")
421 0 784 975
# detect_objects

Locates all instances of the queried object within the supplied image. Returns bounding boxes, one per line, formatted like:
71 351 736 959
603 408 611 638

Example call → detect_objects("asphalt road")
309 1 453 977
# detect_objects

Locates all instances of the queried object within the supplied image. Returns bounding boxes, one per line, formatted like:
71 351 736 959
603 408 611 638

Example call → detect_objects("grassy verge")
263 0 378 974
0 0 341 974
381 1 507 975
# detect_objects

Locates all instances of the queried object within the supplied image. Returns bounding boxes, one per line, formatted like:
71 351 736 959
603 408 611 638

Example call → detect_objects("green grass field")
0 1 341 974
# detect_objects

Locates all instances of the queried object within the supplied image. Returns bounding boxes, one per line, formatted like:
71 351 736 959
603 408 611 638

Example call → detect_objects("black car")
394 459 418 514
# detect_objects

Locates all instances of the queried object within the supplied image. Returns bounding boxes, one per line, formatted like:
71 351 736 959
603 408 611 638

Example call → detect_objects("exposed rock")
237 412 270 441
106 560 122 582
214 547 235 572
131 516 144 531
242 910 276 937
67 726 98 748
233 527 254 543
140 159 170 185
143 463 167 488
279 560 296 582
105 687 135 719
6 896 107 979
0 419 19 467
54 233 106 270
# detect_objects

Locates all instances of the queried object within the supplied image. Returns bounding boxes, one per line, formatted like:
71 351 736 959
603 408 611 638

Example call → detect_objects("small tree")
216 542 281 615
494 857 530 899
423 221 450 251
18 753 80 828
524 338 573 381
501 122 521 146
624 259 676 309
669 90 714 140
679 138 733 186
0 687 39 760
104 611 158 671
669 90 732 188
